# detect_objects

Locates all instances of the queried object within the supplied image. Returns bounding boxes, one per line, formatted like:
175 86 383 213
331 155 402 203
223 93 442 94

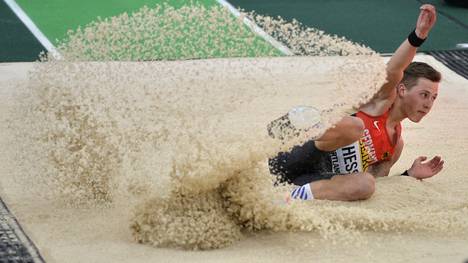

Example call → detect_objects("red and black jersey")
329 110 402 174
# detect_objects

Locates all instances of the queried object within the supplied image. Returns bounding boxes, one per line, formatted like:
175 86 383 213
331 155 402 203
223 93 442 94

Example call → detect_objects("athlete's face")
399 78 439 122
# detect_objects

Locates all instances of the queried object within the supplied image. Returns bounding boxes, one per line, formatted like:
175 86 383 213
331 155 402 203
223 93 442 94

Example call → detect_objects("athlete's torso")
329 110 402 174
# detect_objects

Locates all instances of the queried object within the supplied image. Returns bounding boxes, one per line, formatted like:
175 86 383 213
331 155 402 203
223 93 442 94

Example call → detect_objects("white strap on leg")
290 183 314 200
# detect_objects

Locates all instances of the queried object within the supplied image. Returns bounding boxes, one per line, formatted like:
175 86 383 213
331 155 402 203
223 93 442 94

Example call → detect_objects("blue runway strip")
428 50 468 80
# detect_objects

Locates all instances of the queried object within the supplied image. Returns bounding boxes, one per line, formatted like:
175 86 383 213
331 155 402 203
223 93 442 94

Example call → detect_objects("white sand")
1 55 467 262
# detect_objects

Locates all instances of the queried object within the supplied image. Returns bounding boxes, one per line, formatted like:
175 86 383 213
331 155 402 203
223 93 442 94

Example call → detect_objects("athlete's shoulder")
358 98 394 117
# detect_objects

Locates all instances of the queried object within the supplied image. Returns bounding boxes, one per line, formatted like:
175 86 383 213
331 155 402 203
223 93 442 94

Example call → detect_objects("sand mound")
7 55 385 249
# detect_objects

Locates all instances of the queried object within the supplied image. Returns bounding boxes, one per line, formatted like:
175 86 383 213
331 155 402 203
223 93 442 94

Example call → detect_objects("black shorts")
269 140 337 186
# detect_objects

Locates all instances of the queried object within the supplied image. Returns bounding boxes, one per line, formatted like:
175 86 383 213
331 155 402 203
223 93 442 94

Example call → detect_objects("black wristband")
401 170 410 176
408 29 426 47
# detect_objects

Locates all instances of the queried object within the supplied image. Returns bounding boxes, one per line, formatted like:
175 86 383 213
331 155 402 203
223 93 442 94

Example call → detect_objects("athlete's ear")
397 83 406 97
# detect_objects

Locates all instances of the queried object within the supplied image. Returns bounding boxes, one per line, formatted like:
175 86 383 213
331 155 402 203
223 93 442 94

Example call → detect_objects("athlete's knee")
356 173 375 199
344 173 375 200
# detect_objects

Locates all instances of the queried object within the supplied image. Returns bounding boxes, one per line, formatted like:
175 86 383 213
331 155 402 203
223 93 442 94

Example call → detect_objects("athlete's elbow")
385 69 404 85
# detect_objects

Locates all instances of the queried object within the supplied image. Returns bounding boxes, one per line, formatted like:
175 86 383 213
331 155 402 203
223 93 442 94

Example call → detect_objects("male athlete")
269 4 444 201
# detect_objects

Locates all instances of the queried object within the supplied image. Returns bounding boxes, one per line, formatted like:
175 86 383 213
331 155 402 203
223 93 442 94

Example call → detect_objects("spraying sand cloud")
8 56 386 249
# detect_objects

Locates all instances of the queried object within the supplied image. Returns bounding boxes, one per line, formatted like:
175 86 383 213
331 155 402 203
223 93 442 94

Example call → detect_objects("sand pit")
0 53 468 262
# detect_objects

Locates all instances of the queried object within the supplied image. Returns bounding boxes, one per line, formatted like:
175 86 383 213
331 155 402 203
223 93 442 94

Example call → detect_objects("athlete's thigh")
311 172 374 201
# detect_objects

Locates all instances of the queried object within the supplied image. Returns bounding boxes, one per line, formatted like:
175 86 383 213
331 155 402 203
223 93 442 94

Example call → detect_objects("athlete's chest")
329 113 400 174
363 119 396 161
385 123 398 146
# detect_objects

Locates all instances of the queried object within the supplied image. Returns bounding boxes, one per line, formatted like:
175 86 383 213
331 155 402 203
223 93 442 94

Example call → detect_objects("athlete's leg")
308 172 375 201
314 116 364 151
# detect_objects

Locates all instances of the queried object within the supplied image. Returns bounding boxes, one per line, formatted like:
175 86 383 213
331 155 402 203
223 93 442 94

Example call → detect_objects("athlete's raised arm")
360 4 437 116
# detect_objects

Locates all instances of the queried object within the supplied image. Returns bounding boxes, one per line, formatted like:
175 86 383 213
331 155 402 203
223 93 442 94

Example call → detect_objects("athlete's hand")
415 4 437 39
408 156 444 180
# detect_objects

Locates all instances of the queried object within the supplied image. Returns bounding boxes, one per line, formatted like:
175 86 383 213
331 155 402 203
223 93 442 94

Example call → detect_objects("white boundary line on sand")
4 0 61 59
215 0 294 56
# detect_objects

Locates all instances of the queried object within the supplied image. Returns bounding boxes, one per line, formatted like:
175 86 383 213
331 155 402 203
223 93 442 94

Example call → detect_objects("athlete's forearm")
383 5 436 93
374 39 418 102
386 40 417 78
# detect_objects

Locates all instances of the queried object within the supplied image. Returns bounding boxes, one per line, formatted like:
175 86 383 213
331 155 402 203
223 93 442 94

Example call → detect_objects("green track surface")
424 0 468 26
15 0 217 43
9 0 280 61
229 0 468 53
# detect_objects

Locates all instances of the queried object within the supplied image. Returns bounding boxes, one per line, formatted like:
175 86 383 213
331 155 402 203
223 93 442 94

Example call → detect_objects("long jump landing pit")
0 55 467 262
